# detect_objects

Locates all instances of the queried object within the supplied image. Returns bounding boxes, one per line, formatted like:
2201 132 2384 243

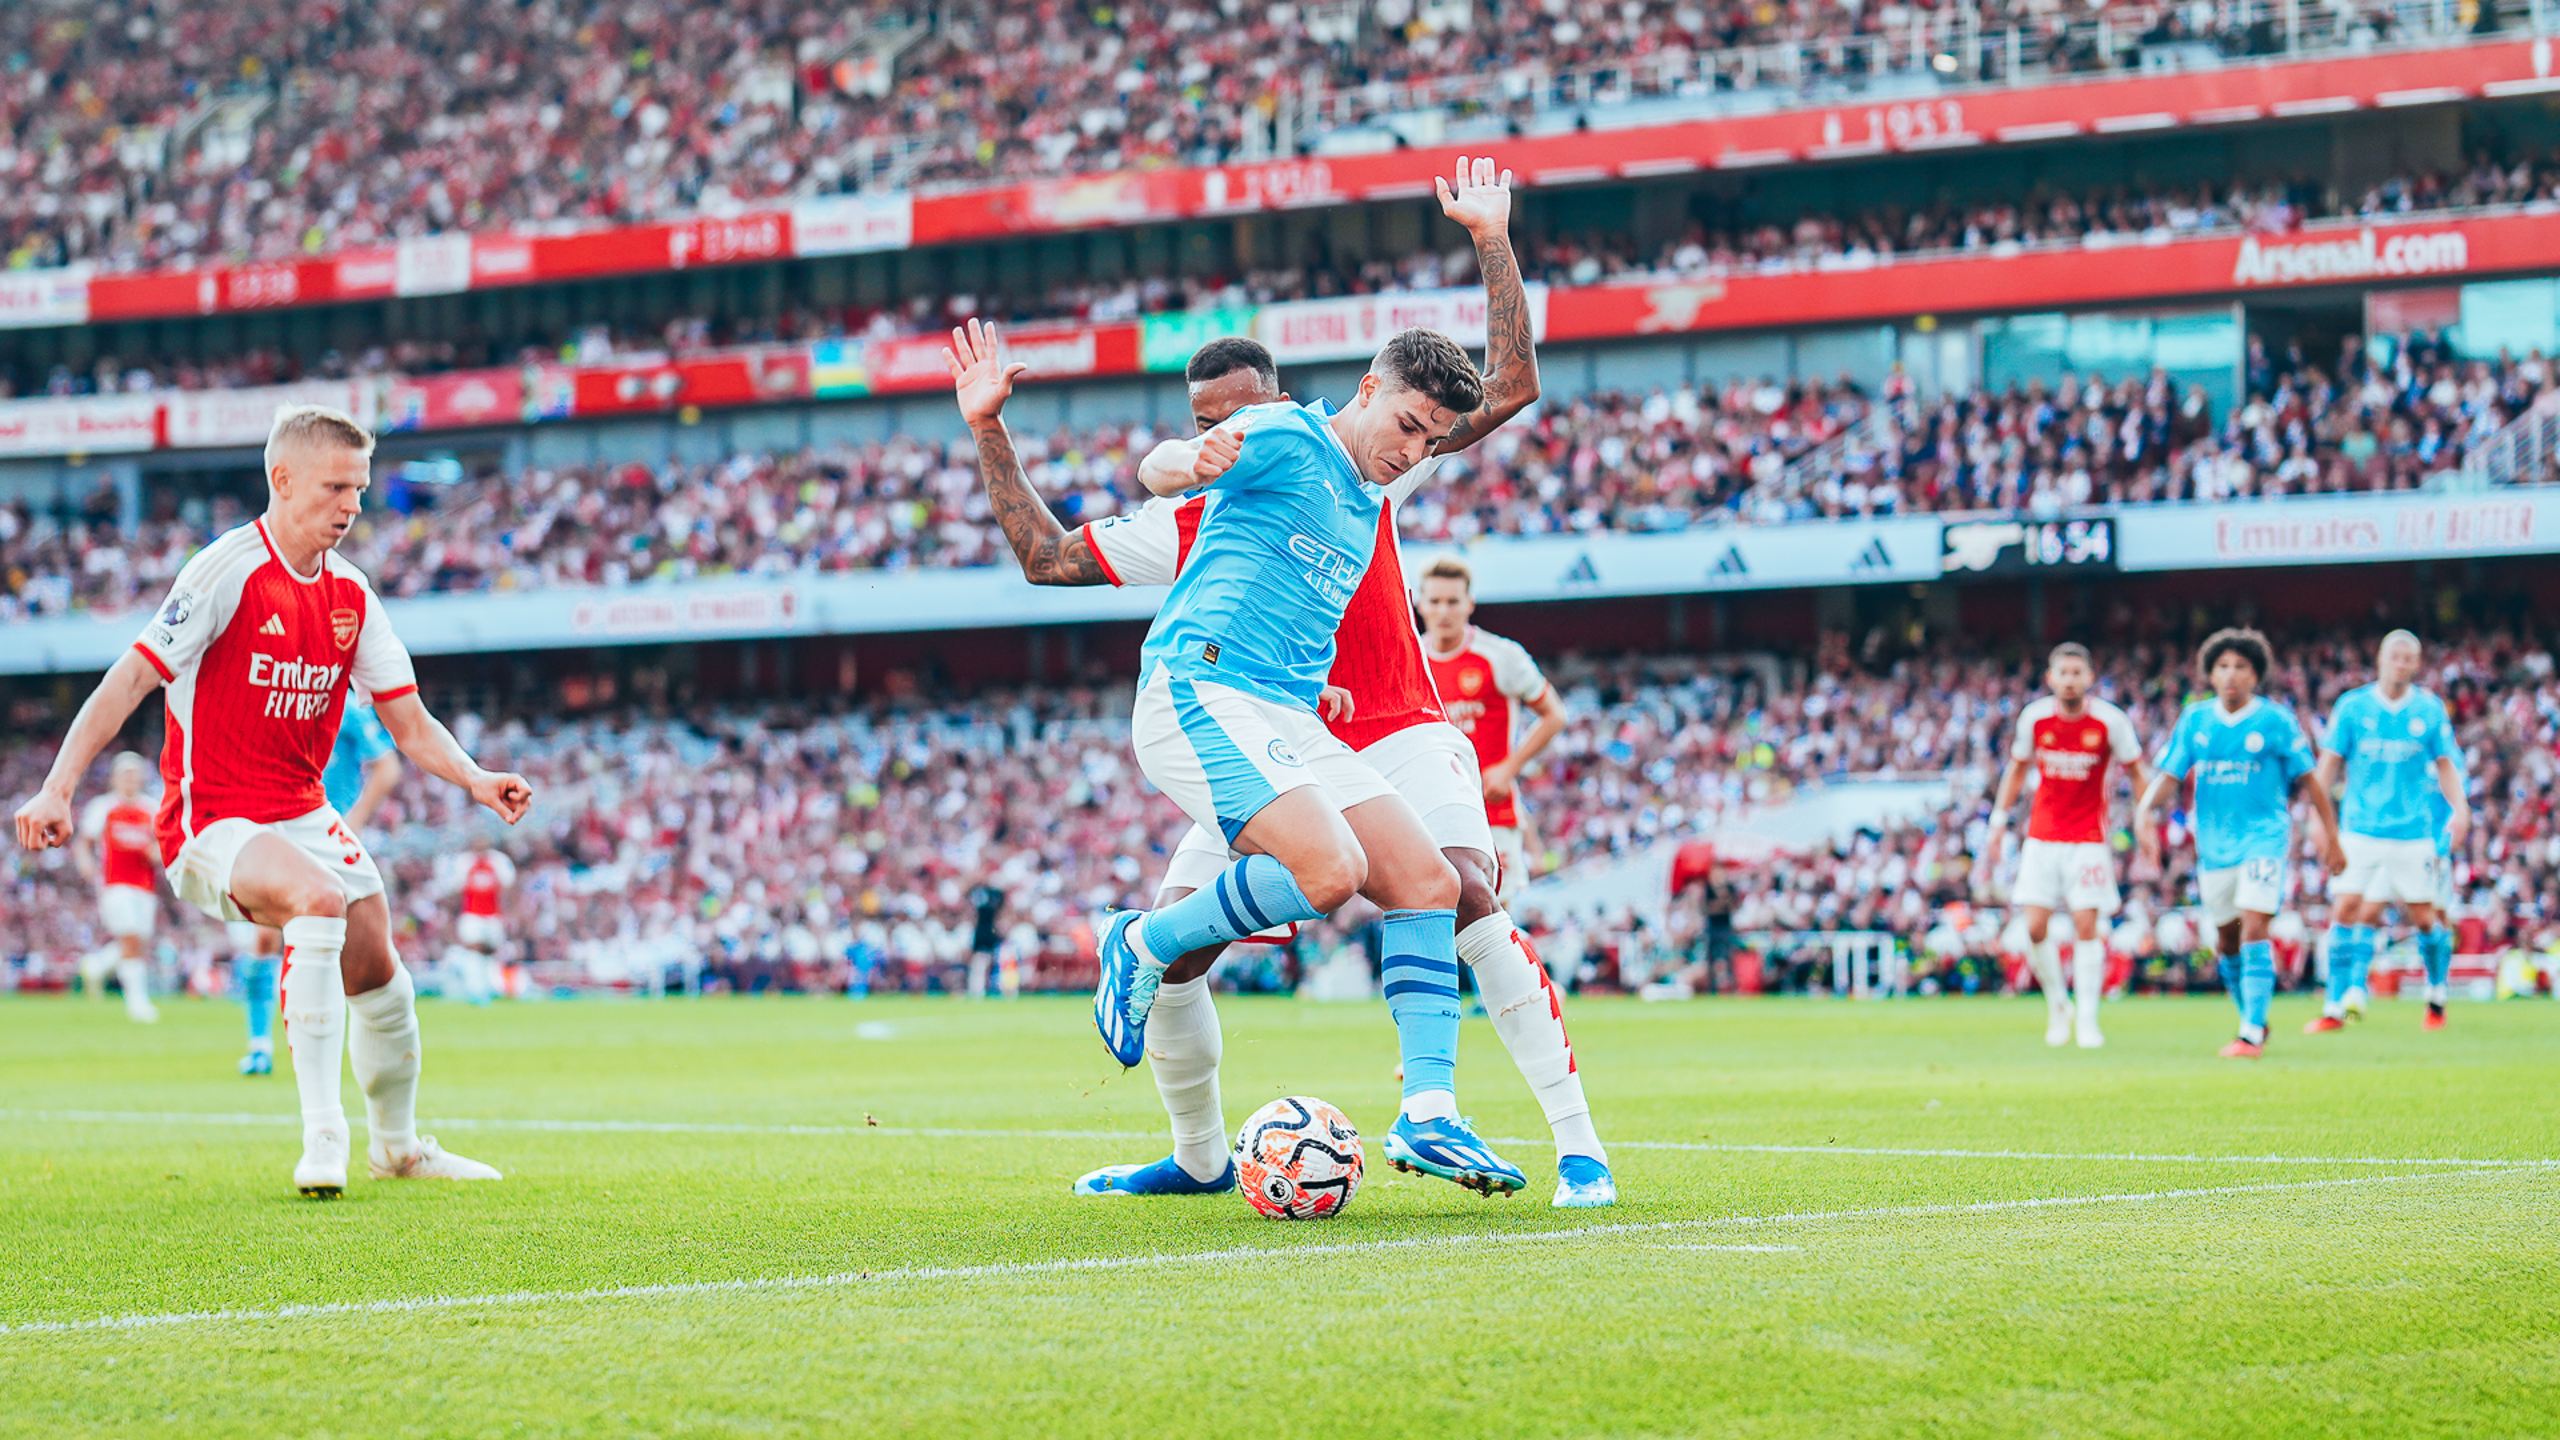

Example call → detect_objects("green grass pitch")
1 991 2554 1438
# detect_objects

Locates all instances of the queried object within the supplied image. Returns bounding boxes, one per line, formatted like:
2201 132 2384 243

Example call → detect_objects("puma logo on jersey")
259 614 287 637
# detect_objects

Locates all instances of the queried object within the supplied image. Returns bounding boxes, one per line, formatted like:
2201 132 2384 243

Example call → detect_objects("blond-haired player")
1418 555 1565 907
14 404 533 1198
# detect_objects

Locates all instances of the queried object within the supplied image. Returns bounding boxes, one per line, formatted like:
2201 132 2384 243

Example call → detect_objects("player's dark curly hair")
1372 328 1484 416
2196 626 2274 682
1186 336 1278 392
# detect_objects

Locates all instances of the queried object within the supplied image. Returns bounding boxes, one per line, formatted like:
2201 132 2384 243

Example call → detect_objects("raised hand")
1191 426 1245 487
1435 154 1513 236
946 318 1031 426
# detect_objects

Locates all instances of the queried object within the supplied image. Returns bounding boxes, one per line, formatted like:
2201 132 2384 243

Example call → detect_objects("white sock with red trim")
349 963 421 1157
1145 976 1228 1182
279 916 349 1136
1459 914 1605 1163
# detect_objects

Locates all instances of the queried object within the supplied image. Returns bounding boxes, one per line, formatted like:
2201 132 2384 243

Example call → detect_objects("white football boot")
370 1135 503 1182
295 1123 351 1199
2075 1004 2106 1049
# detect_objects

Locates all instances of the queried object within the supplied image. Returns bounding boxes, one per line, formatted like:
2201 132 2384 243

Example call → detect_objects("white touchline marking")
3 1165 2549 1338
1658 1244 1804 1253
5 1110 2550 1171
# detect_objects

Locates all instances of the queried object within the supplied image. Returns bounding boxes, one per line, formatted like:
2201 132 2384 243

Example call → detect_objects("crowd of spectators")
4 622 2552 1001
0 0 2504 278
6 329 2553 622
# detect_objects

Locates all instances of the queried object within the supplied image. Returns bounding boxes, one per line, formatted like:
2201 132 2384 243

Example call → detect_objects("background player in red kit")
1418 556 1566 906
1985 642 2151 1049
950 160 1616 1209
451 846 516 1004
13 405 534 1199
76 752 164 1024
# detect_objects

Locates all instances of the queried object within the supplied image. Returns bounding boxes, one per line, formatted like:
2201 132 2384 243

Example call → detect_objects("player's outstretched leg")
344 900 500 1183
2419 925 2453 1030
1095 852 1331 1067
1074 973 1237 1197
1459 912 1612 1207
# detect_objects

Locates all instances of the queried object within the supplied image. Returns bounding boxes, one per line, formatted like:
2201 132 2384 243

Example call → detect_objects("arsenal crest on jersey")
330 607 360 650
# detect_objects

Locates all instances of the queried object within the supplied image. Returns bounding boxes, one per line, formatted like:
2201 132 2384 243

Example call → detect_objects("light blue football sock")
239 955 279 1049
2419 926 2453 990
1380 908 1461 1101
2239 940 2276 1037
1139 853 1323 961
2218 954 2244 1022
2344 925 2377 996
2326 926 2372 1009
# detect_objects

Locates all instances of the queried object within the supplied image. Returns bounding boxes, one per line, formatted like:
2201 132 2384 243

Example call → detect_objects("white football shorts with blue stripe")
1133 670 1398 844
2337 833 2441 905
1158 720 1495 897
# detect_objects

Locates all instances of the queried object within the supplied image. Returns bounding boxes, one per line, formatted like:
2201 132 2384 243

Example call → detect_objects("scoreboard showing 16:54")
1939 517 2118 577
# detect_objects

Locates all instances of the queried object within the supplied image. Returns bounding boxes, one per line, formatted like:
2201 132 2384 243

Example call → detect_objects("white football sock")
348 963 421 1156
114 958 153 1017
1402 1088 1460 1123
2072 940 2107 1020
2025 936 2068 1004
1460 914 1605 1162
2425 982 2449 1005
279 916 349 1131
1143 977 1228 1181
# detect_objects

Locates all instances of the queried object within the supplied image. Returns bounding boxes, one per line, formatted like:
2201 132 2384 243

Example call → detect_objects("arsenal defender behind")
1986 642 2150 1050
13 405 533 1199
76 752 164 1023
1419 557 1566 906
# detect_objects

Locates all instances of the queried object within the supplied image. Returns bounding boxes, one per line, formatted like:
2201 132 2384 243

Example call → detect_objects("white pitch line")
5 1110 2551 1171
3 1164 2548 1338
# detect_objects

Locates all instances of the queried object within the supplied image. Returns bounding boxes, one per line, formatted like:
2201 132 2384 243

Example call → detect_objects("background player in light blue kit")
2309 630 2471 1033
1085 326 1534 1195
2137 627 2346 1058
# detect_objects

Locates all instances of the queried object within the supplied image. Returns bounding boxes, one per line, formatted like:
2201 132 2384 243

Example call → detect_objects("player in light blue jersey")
2137 627 2346 1058
1041 323 1527 1194
2309 631 2471 1033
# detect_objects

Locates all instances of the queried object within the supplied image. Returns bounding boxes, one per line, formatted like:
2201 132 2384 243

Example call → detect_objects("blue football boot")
1384 1114 1527 1196
237 1049 272 1076
1073 1154 1237 1197
1552 1153 1618 1209
1092 911 1163 1068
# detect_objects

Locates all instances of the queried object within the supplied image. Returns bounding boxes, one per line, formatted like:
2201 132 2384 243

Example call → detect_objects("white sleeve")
494 853 518 886
78 795 111 838
2009 709 2037 762
2100 700 2142 763
1384 453 1443 510
1477 630 1549 703
1081 495 1189 588
348 574 419 699
133 535 249 681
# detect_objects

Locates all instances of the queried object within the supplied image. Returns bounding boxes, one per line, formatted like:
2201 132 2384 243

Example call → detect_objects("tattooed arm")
1433 155 1542 457
947 320 1108 587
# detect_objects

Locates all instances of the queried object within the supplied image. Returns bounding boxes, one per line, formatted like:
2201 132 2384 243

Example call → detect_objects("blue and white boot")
1552 1154 1617 1209
1073 1155 1237 1197
1384 1114 1527 1196
238 1045 272 1076
1092 912 1164 1068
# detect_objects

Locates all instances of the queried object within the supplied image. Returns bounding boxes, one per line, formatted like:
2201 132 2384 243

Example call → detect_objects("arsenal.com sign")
569 586 801 639
2231 227 2469 287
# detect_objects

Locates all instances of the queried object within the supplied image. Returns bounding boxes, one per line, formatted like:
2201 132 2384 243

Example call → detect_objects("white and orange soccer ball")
1233 1096 1364 1220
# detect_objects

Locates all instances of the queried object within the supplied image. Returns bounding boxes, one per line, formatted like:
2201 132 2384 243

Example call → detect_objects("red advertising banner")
380 369 528 432
1542 208 2560 339
856 322 1142 393
537 346 814 419
0 395 158 457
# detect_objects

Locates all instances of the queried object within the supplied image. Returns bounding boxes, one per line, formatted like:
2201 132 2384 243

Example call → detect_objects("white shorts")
456 913 507 950
2012 838 2121 916
2199 854 2286 927
2337 833 2443 906
1490 825 1527 906
171 805 384 926
1132 671 1396 844
99 884 156 939
1159 721 1495 895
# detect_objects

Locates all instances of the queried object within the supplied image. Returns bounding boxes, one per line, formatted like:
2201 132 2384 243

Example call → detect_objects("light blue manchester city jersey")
2157 696 2315 870
322 701 398 816
1138 401 1382 710
2322 683 2458 843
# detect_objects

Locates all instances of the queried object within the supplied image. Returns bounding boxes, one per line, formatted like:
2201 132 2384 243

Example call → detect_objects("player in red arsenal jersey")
1417 556 1566 908
75 752 165 1023
1985 642 2151 1049
951 163 1615 1209
451 847 517 1004
14 405 534 1200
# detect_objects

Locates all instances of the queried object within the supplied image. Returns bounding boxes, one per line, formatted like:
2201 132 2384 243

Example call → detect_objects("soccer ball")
1233 1096 1364 1220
